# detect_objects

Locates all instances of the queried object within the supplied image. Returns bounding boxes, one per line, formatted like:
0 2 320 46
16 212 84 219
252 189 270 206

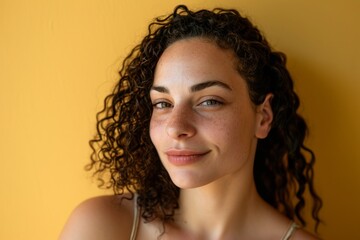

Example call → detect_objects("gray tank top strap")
129 194 140 240
281 221 299 240
130 203 299 240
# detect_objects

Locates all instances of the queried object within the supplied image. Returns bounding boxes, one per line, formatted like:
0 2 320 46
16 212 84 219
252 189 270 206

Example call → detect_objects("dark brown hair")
88 5 322 231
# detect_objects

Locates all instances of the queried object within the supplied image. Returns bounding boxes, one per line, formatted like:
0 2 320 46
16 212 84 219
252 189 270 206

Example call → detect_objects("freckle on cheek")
149 120 162 138
212 118 226 131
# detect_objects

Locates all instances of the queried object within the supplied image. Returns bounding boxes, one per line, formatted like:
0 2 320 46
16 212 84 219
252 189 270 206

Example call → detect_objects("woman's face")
149 38 272 189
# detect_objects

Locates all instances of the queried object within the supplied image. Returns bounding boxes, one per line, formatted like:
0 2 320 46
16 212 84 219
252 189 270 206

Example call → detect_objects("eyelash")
152 99 223 110
199 99 223 106
152 101 172 109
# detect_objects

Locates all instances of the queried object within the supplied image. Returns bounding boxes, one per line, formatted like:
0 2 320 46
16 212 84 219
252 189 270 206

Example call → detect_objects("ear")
255 94 273 139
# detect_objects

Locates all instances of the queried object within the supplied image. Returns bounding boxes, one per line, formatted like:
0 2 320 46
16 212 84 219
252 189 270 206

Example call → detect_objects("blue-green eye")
153 101 172 109
199 99 223 106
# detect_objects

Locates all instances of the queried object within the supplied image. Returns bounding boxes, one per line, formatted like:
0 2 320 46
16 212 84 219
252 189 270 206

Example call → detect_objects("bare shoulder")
292 228 322 240
59 194 135 240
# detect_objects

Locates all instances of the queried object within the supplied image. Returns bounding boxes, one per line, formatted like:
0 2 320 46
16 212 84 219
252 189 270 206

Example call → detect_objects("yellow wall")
0 0 359 239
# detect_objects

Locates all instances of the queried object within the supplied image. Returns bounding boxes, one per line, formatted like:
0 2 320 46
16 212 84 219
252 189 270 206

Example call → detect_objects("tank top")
282 221 299 240
129 194 140 240
129 198 299 240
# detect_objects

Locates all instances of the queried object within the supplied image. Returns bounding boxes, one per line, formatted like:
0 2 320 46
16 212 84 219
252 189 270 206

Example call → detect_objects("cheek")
207 118 229 138
210 112 255 150
207 111 243 134
149 117 163 147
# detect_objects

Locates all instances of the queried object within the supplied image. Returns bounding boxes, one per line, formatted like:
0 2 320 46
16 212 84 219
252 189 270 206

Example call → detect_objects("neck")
174 164 266 239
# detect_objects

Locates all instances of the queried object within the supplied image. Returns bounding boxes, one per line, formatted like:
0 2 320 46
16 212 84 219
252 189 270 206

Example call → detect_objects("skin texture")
149 38 268 190
60 38 319 240
83 5 322 232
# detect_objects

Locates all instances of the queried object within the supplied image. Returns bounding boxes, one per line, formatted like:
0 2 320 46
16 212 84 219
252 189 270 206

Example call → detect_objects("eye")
152 101 172 109
199 99 223 107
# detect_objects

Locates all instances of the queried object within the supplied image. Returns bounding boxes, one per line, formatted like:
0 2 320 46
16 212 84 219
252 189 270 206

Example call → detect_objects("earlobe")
255 94 274 139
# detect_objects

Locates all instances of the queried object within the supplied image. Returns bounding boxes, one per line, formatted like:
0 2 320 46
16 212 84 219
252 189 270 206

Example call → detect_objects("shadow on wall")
289 54 360 239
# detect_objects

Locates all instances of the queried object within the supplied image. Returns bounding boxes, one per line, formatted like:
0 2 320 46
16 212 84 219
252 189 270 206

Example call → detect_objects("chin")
168 172 214 189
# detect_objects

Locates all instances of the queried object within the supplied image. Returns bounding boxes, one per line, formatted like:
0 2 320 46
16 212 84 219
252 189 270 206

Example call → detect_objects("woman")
60 5 322 240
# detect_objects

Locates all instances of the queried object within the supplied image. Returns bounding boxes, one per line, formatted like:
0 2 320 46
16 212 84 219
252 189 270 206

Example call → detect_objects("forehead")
157 38 237 67
154 38 240 84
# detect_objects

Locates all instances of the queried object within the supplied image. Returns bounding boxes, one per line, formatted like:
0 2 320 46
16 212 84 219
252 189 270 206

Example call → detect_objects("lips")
165 149 210 166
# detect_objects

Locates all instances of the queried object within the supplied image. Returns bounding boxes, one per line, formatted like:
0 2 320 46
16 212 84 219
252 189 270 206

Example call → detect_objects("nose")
165 105 196 139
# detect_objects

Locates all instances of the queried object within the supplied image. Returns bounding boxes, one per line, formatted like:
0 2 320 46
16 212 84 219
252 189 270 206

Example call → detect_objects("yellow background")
0 0 359 239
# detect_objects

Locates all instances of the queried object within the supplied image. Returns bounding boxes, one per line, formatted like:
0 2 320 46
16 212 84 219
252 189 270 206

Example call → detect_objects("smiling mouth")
165 150 210 166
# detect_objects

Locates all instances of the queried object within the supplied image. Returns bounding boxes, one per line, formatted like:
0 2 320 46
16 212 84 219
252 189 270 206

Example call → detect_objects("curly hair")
87 5 322 231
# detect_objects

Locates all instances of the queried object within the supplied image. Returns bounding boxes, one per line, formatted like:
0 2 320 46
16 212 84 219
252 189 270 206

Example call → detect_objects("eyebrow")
190 80 232 92
151 80 232 93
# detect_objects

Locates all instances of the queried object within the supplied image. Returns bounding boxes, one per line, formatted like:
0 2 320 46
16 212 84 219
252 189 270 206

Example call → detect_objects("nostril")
165 114 196 139
166 125 188 139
